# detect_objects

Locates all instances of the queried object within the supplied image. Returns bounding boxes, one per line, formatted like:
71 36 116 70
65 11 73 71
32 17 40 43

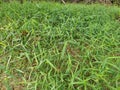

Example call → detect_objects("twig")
61 0 66 4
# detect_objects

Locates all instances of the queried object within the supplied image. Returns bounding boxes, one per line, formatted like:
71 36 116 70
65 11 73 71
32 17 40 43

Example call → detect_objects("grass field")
0 2 120 90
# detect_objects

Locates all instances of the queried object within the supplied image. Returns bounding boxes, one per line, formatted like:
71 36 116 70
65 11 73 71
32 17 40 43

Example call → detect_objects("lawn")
0 2 120 90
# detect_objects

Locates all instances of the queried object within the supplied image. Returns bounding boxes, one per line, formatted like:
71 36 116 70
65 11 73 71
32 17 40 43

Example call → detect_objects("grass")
0 1 120 90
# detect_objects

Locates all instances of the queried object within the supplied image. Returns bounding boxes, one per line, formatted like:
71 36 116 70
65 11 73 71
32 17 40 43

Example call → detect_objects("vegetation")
0 1 120 90
0 0 120 5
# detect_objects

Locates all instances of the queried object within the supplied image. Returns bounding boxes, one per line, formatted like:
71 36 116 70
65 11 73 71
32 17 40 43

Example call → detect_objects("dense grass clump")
0 2 120 90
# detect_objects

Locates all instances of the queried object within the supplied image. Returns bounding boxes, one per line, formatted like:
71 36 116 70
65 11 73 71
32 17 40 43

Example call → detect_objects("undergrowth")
0 2 120 90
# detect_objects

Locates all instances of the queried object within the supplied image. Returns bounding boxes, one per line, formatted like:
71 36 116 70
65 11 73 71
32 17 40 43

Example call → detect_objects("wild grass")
0 1 120 90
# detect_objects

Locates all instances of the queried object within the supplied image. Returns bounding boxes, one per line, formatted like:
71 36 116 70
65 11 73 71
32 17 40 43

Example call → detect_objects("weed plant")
0 2 120 90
